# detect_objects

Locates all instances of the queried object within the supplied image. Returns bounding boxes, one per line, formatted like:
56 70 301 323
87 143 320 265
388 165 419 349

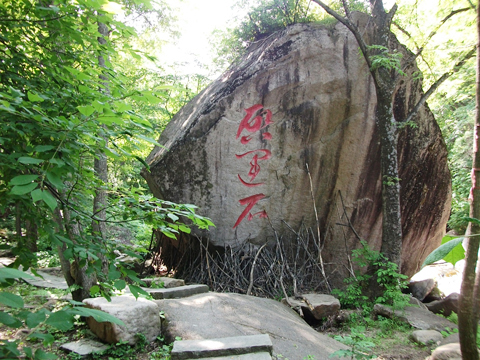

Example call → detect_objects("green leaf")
34 348 57 359
29 332 55 346
77 105 96 117
27 91 44 102
18 157 44 165
46 171 64 190
45 311 74 331
114 279 126 291
136 134 163 147
128 284 149 299
10 175 39 186
442 235 466 265
0 311 22 328
31 189 43 203
0 292 24 308
465 217 480 226
422 237 465 267
40 190 58 211
0 268 36 282
26 311 46 328
10 183 38 195
70 307 125 326
90 285 100 296
34 145 55 152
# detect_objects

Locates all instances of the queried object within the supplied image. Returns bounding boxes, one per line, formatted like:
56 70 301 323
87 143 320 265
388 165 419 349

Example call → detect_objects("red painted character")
236 104 273 144
236 149 271 186
233 194 268 229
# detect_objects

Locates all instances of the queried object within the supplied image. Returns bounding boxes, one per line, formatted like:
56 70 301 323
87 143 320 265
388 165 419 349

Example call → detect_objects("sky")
159 0 243 78
156 0 398 78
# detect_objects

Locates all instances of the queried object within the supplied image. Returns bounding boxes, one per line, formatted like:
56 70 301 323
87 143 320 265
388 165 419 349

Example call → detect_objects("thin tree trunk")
92 20 109 275
458 1 480 357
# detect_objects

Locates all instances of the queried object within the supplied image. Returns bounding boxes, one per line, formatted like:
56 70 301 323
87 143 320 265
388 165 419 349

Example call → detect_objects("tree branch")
403 46 476 124
0 13 72 23
414 7 470 60
310 0 375 84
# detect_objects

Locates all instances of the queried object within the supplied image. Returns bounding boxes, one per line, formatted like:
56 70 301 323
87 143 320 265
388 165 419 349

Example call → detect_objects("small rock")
425 293 459 317
301 294 340 320
61 339 109 357
409 296 429 310
83 295 161 345
427 343 463 360
373 304 457 332
409 330 442 346
408 278 436 301
440 333 459 346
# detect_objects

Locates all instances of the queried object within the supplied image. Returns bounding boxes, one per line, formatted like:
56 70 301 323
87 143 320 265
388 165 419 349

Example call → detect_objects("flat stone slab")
157 292 347 360
143 277 185 288
60 338 109 356
194 353 272 360
23 269 68 290
171 334 272 359
143 284 209 299
374 304 457 332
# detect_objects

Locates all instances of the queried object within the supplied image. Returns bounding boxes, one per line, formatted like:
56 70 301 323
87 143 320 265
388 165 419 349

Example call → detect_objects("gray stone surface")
22 269 68 289
83 295 161 345
301 294 340 320
425 292 459 316
409 330 443 346
142 14 451 281
408 278 436 301
60 338 109 356
427 343 463 360
440 333 459 346
144 284 209 299
199 354 271 360
143 277 185 288
156 292 347 360
171 334 272 359
373 304 457 332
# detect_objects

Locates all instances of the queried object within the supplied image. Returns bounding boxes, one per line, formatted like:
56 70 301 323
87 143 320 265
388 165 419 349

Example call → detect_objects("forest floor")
0 279 439 360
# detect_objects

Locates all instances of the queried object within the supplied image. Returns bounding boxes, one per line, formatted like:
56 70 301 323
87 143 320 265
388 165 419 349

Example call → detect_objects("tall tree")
458 0 480 357
309 0 475 279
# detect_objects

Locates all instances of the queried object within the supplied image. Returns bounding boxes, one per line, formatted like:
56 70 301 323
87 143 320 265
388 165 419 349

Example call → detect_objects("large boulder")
142 14 450 280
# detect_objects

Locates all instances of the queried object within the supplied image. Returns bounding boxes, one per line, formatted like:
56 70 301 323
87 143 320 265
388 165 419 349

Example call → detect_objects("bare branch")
403 46 476 125
414 8 471 60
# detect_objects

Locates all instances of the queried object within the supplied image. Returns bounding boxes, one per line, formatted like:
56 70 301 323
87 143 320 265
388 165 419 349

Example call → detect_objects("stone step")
145 284 209 299
60 338 109 357
142 277 185 288
194 352 272 360
170 334 273 360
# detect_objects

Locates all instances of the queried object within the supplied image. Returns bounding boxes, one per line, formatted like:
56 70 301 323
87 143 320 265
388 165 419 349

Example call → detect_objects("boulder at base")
142 13 451 280
83 295 161 345
155 292 347 360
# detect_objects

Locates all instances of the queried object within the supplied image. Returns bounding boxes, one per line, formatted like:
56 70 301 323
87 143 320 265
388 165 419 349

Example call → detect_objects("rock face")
143 14 450 280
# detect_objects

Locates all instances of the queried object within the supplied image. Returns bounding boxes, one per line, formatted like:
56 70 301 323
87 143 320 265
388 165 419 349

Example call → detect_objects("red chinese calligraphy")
236 149 271 183
233 194 267 229
236 104 273 144
234 104 273 228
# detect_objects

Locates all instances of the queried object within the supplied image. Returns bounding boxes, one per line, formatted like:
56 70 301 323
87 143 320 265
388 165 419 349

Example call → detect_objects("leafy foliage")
330 326 376 360
422 234 465 267
0 0 213 356
332 241 409 313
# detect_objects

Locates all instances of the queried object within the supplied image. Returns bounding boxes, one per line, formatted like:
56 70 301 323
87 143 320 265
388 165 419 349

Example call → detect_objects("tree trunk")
376 90 402 268
25 218 38 253
458 0 480 357
93 20 109 275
